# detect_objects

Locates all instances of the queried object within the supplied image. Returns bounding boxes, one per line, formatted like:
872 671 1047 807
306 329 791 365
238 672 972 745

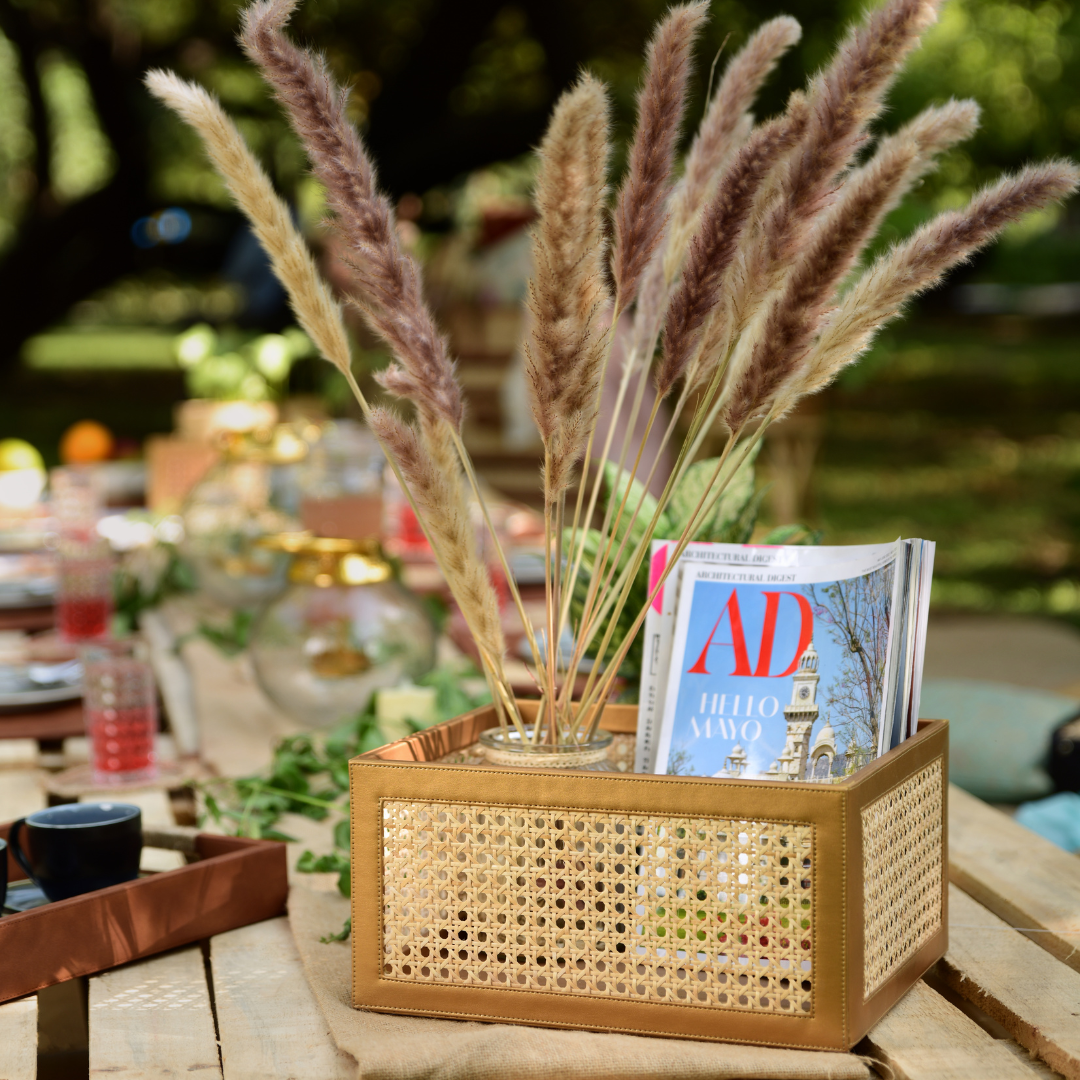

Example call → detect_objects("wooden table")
2 779 1078 1079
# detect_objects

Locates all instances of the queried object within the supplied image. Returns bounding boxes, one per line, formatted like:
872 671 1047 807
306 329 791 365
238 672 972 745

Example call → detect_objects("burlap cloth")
288 886 873 1080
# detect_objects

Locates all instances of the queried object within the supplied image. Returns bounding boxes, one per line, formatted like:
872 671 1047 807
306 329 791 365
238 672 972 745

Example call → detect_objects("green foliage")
601 459 671 553
174 324 315 402
112 542 195 635
196 610 256 657
666 444 760 542
199 661 493 924
320 917 352 944
567 448 817 688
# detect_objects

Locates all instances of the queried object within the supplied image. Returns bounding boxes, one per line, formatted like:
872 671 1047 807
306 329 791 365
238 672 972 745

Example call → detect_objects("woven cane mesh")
382 800 815 1015
861 757 943 998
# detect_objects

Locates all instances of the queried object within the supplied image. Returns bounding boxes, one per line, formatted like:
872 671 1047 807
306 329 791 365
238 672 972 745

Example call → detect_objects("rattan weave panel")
381 800 815 1014
861 757 943 998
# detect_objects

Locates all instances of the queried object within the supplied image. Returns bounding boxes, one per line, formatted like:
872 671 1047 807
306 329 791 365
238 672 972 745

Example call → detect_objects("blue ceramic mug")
8 803 142 902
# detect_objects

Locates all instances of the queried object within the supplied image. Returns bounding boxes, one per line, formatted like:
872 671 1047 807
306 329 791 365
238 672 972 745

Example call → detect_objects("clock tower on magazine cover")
773 641 820 780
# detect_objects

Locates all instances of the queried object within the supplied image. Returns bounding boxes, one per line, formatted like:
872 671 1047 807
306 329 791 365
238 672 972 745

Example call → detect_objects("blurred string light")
131 207 192 249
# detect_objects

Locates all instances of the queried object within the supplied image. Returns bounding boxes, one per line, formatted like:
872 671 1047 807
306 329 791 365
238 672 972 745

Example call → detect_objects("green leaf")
720 484 769 544
668 442 761 542
603 460 672 558
333 818 350 852
320 917 351 944
759 523 823 546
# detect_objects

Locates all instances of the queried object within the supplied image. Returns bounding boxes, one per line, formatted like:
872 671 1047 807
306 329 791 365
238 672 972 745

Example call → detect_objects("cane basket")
349 705 947 1050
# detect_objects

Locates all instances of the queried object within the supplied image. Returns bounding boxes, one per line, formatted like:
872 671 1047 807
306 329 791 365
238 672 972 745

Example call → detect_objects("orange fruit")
60 420 115 464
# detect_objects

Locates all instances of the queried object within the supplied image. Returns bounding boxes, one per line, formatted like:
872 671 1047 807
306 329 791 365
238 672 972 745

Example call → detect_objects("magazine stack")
639 539 934 781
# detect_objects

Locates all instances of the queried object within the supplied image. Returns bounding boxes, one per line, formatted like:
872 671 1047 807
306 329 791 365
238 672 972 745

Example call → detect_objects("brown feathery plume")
656 113 805 399
239 0 463 431
664 16 802 277
524 72 611 487
723 120 937 428
712 0 940 414
751 0 939 299
627 17 801 375
368 407 508 671
726 99 980 414
144 70 353 385
610 1 708 310
790 161 1080 404
829 98 980 234
681 91 811 393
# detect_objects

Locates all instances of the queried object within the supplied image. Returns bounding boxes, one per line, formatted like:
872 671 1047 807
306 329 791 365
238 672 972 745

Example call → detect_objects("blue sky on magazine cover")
665 573 884 777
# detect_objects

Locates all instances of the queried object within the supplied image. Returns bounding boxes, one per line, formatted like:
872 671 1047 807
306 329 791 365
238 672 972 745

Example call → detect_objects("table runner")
288 887 872 1080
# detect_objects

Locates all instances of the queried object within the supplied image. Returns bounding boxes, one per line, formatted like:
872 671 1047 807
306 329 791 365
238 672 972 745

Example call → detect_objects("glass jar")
179 426 309 609
249 537 436 727
82 641 158 785
478 726 615 771
298 420 385 540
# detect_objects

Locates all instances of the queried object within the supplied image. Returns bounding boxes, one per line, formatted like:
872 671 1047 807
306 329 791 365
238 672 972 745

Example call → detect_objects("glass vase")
478 725 615 771
249 537 436 727
179 426 308 609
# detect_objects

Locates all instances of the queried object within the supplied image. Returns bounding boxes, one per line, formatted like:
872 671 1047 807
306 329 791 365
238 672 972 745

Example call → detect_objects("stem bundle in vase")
148 0 1077 749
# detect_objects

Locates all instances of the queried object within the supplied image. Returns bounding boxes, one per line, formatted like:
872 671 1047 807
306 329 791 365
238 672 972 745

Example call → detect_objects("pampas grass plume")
144 70 354 386
611 2 708 309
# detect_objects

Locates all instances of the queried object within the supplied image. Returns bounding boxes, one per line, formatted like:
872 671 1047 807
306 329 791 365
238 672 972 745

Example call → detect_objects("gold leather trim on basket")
861 756 944 998
381 799 815 1016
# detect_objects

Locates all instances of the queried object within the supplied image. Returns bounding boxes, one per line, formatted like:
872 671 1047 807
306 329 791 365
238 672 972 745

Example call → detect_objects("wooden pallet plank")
0 740 39 770
864 978 1041 1079
941 884 1080 1079
0 769 45 821
88 946 221 1080
211 917 354 1080
949 782 1080 973
0 996 38 1080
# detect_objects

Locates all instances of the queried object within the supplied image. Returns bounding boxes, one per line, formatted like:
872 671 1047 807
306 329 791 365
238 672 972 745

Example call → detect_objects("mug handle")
7 819 38 887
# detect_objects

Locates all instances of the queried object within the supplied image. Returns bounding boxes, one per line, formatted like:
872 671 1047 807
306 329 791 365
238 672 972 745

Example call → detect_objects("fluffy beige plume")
681 91 811 393
368 409 507 668
664 16 802 280
783 161 1080 408
524 72 611 494
753 0 939 300
144 70 352 382
240 0 463 431
818 98 980 246
723 102 970 429
657 113 805 398
628 17 800 372
699 0 939 410
611 2 708 309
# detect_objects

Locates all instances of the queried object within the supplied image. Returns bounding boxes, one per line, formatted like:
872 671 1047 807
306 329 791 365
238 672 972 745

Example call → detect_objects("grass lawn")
794 313 1080 625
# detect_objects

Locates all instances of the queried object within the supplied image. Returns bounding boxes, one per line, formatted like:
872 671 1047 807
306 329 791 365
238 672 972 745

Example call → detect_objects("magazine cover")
636 540 899 773
653 549 897 781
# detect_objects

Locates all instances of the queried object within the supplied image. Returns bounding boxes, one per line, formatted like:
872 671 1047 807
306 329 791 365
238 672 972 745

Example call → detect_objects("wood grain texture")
0 740 38 769
89 947 221 1079
941 885 1080 1080
0 769 45 821
949 782 1080 973
0 996 37 1080
863 979 1042 1079
211 917 355 1080
179 635 296 778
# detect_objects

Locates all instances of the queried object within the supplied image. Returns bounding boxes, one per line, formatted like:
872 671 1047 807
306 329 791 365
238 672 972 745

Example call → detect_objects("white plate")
0 683 82 710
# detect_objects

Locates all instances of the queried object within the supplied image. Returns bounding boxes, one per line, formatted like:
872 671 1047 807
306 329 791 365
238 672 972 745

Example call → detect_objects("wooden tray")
0 824 287 1003
0 700 84 741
